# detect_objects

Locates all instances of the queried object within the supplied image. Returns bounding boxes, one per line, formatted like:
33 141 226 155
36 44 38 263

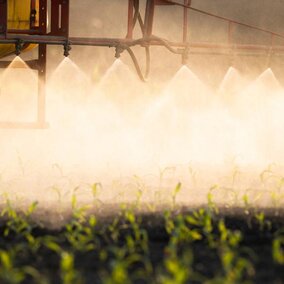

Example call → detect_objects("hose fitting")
182 45 190 65
63 41 71 57
15 39 24 56
115 44 126 58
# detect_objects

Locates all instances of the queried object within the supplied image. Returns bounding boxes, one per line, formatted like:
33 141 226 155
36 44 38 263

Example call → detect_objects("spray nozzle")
181 45 190 65
63 41 72 57
15 39 24 56
115 44 126 59
266 46 274 68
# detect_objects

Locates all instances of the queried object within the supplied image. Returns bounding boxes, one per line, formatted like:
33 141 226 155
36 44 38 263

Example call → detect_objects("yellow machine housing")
0 0 36 58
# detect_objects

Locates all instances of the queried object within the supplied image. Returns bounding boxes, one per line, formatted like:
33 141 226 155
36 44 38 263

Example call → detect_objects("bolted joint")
15 39 24 56
182 45 190 65
30 9 37 28
265 47 274 68
63 41 72 57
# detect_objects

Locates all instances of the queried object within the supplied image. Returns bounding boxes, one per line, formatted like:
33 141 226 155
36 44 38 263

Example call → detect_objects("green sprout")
273 236 284 265
172 182 182 209
0 249 25 284
60 251 82 284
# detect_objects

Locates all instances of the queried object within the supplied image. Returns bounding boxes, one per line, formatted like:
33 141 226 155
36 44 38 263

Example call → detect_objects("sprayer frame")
0 0 284 129
0 0 70 129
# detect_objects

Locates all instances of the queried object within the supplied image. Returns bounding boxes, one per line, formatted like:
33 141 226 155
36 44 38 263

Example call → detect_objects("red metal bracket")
39 0 47 34
50 0 69 37
144 0 155 37
0 0 7 35
143 0 190 40
30 0 37 29
127 0 135 39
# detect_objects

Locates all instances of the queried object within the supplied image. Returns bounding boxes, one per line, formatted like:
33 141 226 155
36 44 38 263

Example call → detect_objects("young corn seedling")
133 175 146 209
162 214 205 284
104 256 130 284
1 199 38 240
90 182 103 206
0 249 25 284
114 208 153 280
65 195 97 252
218 248 254 284
207 185 219 214
65 216 98 252
272 235 284 265
105 246 147 284
217 220 255 284
188 165 197 187
105 216 120 243
231 166 241 189
172 182 182 209
160 249 193 284
259 163 276 186
159 166 176 190
16 152 26 177
242 193 251 216
123 209 149 255
185 209 214 247
254 211 271 231
60 251 83 284
270 190 284 211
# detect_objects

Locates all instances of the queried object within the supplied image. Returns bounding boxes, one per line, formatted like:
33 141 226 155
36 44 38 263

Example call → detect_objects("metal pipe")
144 0 155 37
127 0 134 39
183 0 190 43
1 35 284 53
182 0 191 64
162 0 284 40
37 44 47 127
7 29 40 35
0 0 7 35
228 21 233 45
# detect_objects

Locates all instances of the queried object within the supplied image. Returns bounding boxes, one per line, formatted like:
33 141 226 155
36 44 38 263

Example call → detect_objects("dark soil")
0 207 283 284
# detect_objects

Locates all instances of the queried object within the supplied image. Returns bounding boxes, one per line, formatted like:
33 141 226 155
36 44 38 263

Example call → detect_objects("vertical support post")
38 0 48 127
270 33 275 46
183 0 191 43
39 0 47 34
38 44 47 127
182 0 191 65
30 0 37 29
266 33 274 68
60 0 69 36
0 0 7 35
228 21 233 45
127 0 135 39
144 0 155 38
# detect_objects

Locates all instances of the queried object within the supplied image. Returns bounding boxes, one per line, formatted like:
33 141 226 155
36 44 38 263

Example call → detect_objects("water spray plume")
164 65 213 110
0 57 37 122
98 59 149 123
218 67 246 99
6 56 31 70
236 68 283 117
48 57 90 102
0 52 284 214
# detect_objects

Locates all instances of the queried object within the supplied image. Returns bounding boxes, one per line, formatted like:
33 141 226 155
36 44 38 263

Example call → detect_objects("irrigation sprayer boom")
0 0 284 129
